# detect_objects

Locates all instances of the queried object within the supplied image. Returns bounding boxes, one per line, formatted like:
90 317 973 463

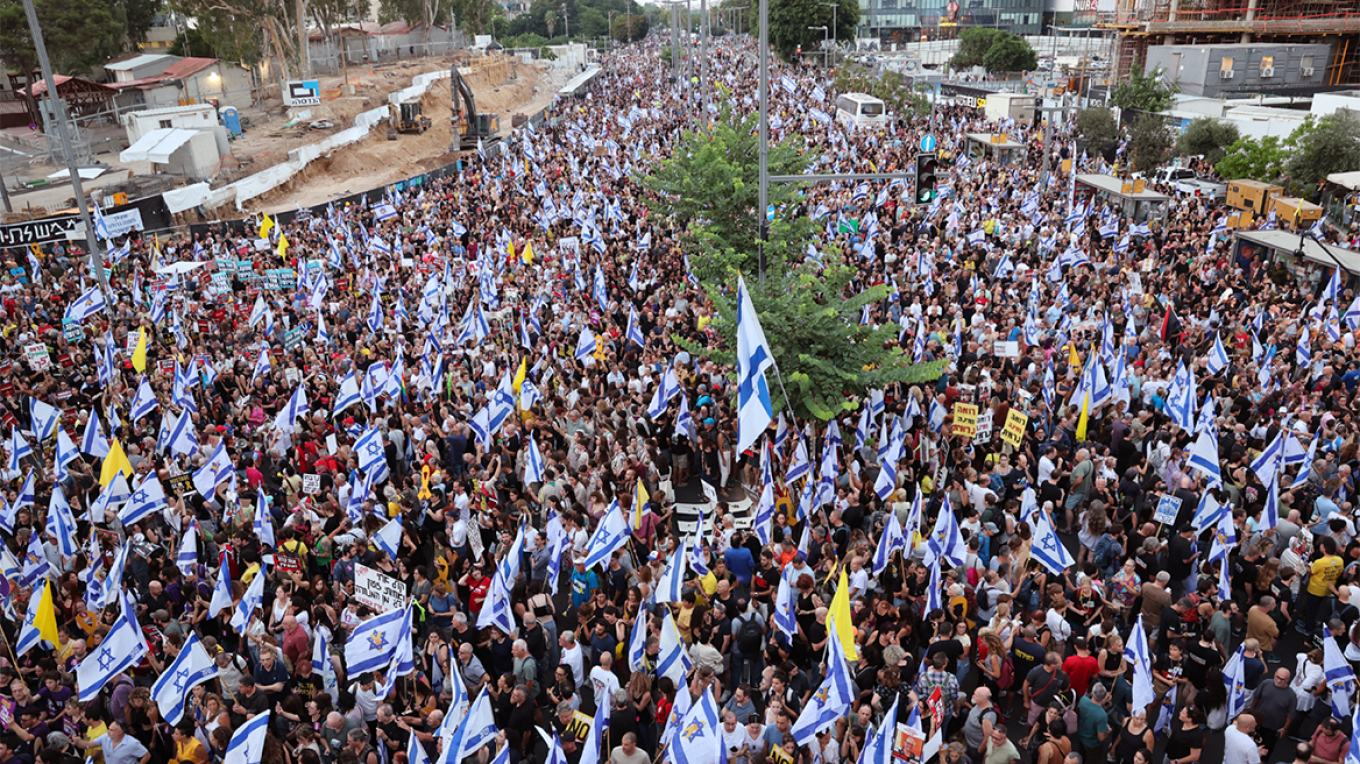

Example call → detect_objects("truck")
1226 179 1284 215
983 92 1035 126
1151 166 1228 199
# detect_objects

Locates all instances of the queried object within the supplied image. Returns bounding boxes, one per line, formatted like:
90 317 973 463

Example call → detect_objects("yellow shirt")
85 720 109 764
176 737 209 764
1308 556 1344 597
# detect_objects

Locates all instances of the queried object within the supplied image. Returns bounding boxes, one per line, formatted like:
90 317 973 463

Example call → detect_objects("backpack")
1093 535 1120 571
737 615 764 653
977 584 994 613
998 655 1016 690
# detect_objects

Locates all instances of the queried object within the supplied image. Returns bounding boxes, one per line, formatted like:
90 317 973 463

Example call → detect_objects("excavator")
449 65 500 154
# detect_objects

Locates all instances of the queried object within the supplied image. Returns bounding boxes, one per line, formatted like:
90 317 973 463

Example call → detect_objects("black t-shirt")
1011 637 1045 680
1168 535 1196 579
1024 666 1068 706
1183 640 1223 686
926 639 966 675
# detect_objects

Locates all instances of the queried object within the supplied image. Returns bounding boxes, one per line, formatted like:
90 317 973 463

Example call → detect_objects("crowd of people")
1 29 1359 764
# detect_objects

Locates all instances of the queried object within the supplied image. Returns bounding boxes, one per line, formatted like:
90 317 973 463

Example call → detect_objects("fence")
306 31 467 76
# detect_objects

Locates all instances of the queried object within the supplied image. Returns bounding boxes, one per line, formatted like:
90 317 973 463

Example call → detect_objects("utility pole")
21 0 106 289
757 0 769 281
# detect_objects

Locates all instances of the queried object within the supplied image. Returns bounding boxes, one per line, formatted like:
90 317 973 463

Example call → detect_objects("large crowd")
1 30 1359 764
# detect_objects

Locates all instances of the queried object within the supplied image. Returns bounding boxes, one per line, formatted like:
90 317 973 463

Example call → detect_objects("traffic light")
916 153 939 204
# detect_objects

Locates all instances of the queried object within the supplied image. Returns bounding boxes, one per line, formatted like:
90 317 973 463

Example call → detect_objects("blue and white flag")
152 632 220 725
53 427 79 483
790 618 855 745
230 561 267 634
253 492 275 548
523 434 546 486
274 384 309 432
76 604 148 700
671 688 723 764
223 710 270 764
657 608 692 685
922 497 967 568
655 541 689 604
373 515 402 559
344 605 407 674
871 510 905 577
129 379 158 425
1205 333 1230 376
1324 627 1357 718
1185 429 1223 489
439 686 498 764
1124 614 1156 712
647 368 681 420
191 440 235 498
627 605 648 673
332 371 362 419
81 410 111 458
735 274 774 453
581 499 628 570
176 523 197 577
119 473 167 526
1029 504 1076 575
1224 644 1249 720
65 287 107 323
14 580 54 657
168 411 199 458
209 553 235 616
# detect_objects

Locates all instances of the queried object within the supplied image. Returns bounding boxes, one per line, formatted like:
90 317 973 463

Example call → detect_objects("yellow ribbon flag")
633 478 650 530
259 213 274 240
1067 343 1080 370
522 241 535 265
1294 197 1305 226
1076 393 1091 441
508 240 516 262
513 357 527 394
100 439 134 486
30 579 59 648
828 567 859 660
131 328 149 373
276 232 289 259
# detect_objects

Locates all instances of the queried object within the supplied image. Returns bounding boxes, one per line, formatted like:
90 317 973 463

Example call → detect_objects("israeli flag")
76 605 148 700
671 688 722 764
250 347 272 386
1223 644 1250 720
332 371 362 419
575 326 597 362
253 493 275 548
373 515 402 559
344 605 407 674
1123 614 1156 713
735 274 774 453
871 511 906 577
230 562 267 634
120 473 168 526
223 710 270 764
655 541 689 604
176 523 198 577
1029 504 1076 575
922 496 967 568
790 618 855 745
625 306 646 348
581 499 628 570
1205 333 1230 375
65 287 107 323
646 368 681 420
438 686 498 764
191 440 235 499
152 632 220 725
53 427 79 482
657 609 692 685
9 430 33 473
208 554 235 616
1324 638 1357 718
45 486 79 556
168 411 199 457
523 434 546 486
1185 429 1223 488
354 427 387 475
274 384 309 432
373 203 397 221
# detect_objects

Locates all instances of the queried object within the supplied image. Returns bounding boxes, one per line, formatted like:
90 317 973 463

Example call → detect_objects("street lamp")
808 25 828 67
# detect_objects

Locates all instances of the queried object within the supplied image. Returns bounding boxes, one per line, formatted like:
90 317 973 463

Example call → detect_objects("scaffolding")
1098 0 1360 84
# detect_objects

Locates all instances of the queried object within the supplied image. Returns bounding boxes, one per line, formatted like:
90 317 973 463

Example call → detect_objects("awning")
153 261 210 276
120 128 198 163
1326 171 1360 191
45 167 106 181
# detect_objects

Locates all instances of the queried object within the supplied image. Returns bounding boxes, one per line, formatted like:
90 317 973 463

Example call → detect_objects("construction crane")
449 65 500 154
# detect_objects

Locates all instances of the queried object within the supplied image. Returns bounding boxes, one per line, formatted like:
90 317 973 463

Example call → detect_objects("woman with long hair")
1112 710 1155 764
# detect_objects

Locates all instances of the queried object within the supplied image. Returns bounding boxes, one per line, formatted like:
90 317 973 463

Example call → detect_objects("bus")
834 93 887 129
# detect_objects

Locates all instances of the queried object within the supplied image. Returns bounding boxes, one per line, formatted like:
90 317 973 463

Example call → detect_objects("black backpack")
737 615 764 653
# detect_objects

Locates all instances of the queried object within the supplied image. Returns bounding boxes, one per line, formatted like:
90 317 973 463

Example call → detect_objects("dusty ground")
236 58 574 215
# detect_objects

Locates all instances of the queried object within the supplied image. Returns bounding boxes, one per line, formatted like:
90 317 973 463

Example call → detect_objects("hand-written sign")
302 474 322 494
973 410 995 445
1000 409 1028 447
1154 494 1182 525
355 563 407 613
951 403 978 438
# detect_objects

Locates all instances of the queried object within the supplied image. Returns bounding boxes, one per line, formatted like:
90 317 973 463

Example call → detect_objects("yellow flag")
522 241 534 265
131 328 148 373
100 439 134 486
1293 197 1305 226
513 357 527 393
259 213 274 240
508 240 516 262
633 478 649 529
1076 393 1091 441
32 579 58 647
1067 343 1080 370
276 232 289 259
829 568 859 660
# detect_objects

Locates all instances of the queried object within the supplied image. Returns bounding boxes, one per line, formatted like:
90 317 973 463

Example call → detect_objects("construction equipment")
449 65 500 154
387 100 431 140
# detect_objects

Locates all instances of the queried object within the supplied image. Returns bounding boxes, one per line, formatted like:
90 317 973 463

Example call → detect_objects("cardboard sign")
893 720 926 764
951 403 978 438
355 563 407 613
994 340 1020 357
275 554 304 575
166 471 196 497
1153 494 1182 525
973 410 994 445
0 696 15 730
302 474 322 495
63 322 84 342
1001 409 1028 447
24 344 51 371
283 327 305 351
158 359 176 375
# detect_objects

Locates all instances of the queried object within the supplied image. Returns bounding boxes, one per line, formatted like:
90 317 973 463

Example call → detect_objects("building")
1144 43 1330 97
104 55 252 111
1098 0 1360 87
858 0 1044 45
119 104 227 180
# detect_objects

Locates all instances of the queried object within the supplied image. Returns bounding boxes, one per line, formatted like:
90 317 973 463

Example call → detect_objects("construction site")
1097 0 1360 86
1 52 573 223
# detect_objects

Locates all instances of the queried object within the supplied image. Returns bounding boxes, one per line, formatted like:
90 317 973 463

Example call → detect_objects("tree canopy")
761 0 858 62
1110 56 1178 112
0 0 127 74
643 102 944 421
950 27 1035 73
1176 117 1239 165
1213 112 1360 195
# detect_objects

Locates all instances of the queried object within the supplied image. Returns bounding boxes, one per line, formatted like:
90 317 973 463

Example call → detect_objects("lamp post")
808 26 828 67
819 1 838 65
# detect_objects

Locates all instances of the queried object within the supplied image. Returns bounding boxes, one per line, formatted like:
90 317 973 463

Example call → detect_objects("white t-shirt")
589 665 619 708
560 642 585 686
1222 725 1260 764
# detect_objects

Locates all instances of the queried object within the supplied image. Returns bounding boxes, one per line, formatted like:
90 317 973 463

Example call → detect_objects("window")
159 119 172 128
1260 56 1275 76
1220 57 1234 72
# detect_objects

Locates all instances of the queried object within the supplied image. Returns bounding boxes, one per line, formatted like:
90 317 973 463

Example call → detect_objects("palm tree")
544 10 557 37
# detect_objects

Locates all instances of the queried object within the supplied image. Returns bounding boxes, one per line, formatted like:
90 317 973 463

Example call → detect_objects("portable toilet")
220 107 242 137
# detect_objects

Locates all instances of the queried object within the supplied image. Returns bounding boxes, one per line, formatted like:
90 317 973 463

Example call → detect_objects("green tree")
0 0 127 75
543 8 556 36
1110 56 1178 112
1283 111 1360 194
950 26 1002 69
1075 107 1118 157
577 6 605 37
831 64 929 119
644 101 944 421
1214 135 1286 182
980 32 1036 75
1127 113 1174 174
119 0 163 44
451 0 496 34
610 13 647 42
763 0 857 62
168 0 265 64
1176 117 1239 165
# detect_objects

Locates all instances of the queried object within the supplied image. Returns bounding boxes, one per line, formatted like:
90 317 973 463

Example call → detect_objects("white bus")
835 93 887 129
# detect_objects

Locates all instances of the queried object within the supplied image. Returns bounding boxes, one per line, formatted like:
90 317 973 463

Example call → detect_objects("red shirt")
1062 653 1101 697
468 574 491 613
